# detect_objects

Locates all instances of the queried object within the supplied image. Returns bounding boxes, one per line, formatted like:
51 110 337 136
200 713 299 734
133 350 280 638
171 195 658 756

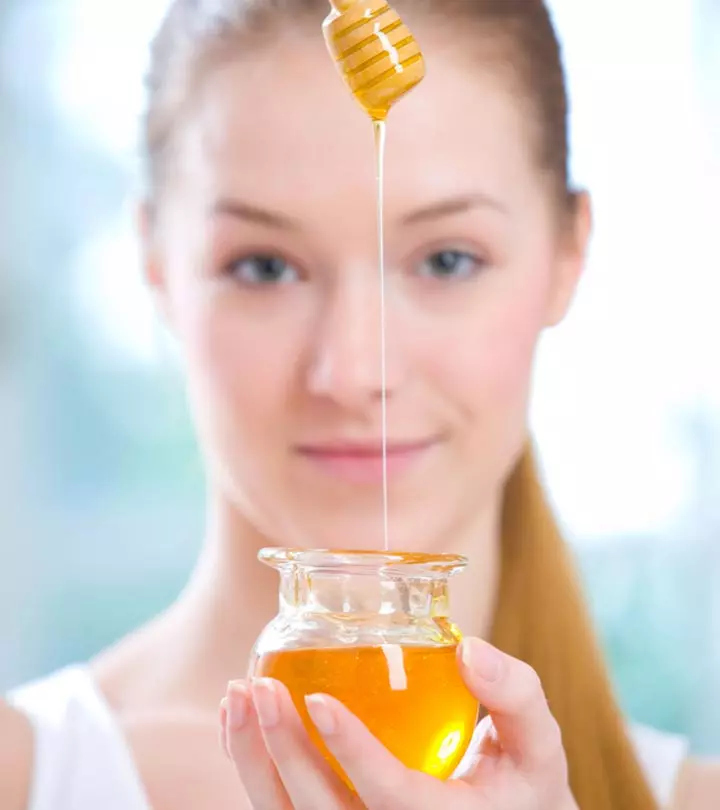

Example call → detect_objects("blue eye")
418 250 484 280
227 254 300 285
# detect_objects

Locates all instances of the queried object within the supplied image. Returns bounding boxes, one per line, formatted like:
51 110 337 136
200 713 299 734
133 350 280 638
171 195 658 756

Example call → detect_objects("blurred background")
1 0 718 754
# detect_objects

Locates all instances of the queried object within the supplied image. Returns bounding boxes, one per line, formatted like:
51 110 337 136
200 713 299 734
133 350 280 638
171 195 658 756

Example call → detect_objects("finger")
458 638 564 774
224 680 292 810
304 692 448 810
251 678 352 810
219 697 229 758
451 715 499 779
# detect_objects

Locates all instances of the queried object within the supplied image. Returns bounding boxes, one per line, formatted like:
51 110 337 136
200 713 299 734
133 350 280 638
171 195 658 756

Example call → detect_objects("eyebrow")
211 198 299 230
211 192 506 230
401 193 508 225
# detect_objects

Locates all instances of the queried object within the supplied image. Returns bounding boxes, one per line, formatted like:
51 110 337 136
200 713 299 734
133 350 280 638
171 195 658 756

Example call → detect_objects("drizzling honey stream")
243 9 479 796
252 7 477 790
323 0 425 551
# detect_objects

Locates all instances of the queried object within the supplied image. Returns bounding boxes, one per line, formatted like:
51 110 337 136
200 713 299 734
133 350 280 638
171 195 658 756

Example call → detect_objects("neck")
179 498 280 672
100 488 501 714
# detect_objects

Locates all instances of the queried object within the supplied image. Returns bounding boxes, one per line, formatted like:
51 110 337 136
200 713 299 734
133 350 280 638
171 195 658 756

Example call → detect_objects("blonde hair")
493 447 657 808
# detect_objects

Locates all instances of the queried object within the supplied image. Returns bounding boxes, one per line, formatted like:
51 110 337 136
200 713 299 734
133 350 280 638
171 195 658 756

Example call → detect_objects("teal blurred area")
1 0 718 755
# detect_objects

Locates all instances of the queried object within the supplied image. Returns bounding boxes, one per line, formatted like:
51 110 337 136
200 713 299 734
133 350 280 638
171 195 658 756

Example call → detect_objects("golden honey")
323 0 425 121
256 644 479 785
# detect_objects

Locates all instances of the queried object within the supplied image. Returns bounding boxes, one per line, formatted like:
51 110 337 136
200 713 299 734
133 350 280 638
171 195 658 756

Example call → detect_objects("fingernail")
219 697 230 758
462 637 502 682
305 694 337 736
252 678 280 728
226 681 249 729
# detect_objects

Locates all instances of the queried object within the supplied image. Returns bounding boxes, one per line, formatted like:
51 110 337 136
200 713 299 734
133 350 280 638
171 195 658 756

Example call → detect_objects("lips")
295 438 438 484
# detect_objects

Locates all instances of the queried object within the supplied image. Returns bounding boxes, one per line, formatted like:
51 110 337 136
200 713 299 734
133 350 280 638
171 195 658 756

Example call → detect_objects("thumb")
457 637 564 774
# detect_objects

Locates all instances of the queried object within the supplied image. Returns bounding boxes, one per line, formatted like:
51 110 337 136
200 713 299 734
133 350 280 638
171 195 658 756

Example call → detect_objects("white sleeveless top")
8 665 689 809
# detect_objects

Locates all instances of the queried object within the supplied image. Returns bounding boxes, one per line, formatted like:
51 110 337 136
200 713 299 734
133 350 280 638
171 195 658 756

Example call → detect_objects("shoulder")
629 722 689 806
671 758 720 810
629 723 720 809
8 665 154 810
0 698 33 810
123 713 248 810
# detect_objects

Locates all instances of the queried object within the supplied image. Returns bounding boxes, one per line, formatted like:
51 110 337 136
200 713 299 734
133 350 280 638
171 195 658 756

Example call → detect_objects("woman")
2 0 717 807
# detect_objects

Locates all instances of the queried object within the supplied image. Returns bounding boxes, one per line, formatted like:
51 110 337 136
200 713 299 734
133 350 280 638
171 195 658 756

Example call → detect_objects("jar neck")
277 567 452 620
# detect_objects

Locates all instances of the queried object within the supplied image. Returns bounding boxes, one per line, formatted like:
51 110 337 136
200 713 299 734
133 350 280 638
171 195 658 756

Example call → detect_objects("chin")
226 474 463 554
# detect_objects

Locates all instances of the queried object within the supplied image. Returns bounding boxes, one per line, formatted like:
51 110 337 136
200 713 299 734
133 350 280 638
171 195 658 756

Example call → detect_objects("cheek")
475 296 543 404
427 276 550 417
157 217 288 416
176 290 294 431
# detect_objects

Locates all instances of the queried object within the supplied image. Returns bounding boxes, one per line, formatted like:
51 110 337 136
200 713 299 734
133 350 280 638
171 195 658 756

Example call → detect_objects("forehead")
181 25 538 209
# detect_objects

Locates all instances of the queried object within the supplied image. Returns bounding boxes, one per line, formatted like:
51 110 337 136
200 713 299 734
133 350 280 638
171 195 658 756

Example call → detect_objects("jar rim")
258 547 468 576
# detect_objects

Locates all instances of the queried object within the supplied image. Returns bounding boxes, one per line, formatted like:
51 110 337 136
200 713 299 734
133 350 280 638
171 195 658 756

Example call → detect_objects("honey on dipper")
322 0 425 120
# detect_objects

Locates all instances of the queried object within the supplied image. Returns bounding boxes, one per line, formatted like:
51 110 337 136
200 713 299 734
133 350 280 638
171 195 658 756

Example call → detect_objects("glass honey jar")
248 549 479 785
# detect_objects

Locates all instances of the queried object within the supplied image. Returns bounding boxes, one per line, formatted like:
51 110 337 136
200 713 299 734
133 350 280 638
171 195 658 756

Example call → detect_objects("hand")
219 637 578 810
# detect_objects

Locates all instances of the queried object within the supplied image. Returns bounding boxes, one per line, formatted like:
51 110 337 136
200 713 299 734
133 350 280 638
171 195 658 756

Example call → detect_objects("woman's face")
147 27 587 551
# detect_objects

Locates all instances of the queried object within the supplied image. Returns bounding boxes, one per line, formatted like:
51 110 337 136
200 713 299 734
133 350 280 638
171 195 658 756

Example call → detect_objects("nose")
305 275 405 413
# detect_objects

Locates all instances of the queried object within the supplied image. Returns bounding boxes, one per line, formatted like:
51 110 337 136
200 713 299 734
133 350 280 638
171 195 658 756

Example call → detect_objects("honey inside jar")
255 643 479 785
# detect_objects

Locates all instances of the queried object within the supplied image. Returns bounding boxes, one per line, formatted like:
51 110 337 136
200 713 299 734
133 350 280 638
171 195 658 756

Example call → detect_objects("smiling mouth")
295 438 440 484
